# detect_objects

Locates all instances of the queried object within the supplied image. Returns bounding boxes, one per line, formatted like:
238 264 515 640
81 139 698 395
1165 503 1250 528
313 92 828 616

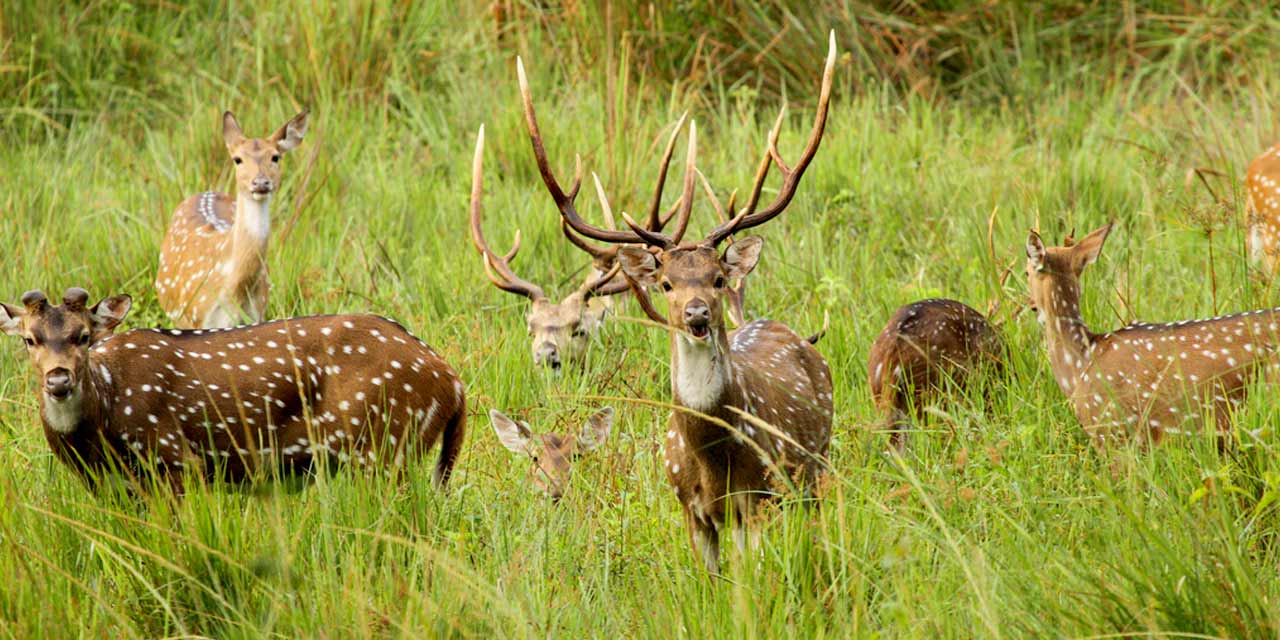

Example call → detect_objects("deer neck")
41 361 110 436
232 191 271 256
670 327 741 437
1039 276 1096 394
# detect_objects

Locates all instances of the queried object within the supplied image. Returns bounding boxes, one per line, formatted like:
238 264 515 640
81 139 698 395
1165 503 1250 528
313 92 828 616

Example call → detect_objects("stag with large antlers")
517 32 837 573
469 116 690 370
1027 222 1280 448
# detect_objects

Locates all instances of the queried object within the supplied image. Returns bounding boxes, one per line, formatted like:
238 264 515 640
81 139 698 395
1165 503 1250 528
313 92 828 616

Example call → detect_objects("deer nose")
250 176 274 194
45 368 73 399
535 342 561 369
684 301 710 327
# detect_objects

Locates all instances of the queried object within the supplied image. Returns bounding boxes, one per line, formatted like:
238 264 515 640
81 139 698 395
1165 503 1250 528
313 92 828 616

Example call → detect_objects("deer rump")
63 314 465 487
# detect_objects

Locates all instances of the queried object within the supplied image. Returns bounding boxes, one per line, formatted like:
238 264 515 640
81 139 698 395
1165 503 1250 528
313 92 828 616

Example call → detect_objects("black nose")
251 177 273 193
45 369 72 399
684 302 710 328
536 342 561 369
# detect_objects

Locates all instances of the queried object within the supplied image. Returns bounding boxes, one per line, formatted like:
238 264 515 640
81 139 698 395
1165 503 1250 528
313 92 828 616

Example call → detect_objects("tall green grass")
3 1 1280 637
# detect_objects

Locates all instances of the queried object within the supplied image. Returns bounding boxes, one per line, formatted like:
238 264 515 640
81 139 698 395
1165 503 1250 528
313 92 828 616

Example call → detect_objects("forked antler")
698 170 747 327
519 56 699 250
470 125 546 301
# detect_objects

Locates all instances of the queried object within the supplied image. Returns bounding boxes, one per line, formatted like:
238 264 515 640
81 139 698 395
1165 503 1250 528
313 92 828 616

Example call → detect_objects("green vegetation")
3 1 1280 637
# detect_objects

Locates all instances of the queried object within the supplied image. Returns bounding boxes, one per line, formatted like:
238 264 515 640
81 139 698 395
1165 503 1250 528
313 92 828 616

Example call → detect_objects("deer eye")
661 281 673 292
23 337 34 347
271 154 280 163
233 157 243 165
713 276 725 289
77 333 90 346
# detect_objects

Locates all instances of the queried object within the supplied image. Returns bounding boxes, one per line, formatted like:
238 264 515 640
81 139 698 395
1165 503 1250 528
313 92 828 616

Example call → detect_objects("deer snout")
250 176 274 195
535 342 562 370
683 300 711 339
44 368 73 400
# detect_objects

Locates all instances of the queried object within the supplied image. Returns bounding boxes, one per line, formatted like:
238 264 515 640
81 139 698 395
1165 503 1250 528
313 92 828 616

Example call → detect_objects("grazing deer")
0 287 466 493
1246 143 1280 273
517 32 837 573
156 109 309 329
867 299 1004 449
1026 223 1280 447
489 406 612 501
469 120 689 370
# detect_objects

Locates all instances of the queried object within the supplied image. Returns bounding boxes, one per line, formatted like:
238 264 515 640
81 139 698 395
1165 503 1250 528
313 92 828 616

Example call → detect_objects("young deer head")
489 406 613 500
517 32 837 573
1025 222 1280 447
1 289 130 432
155 109 309 329
867 298 1004 450
1 287 466 493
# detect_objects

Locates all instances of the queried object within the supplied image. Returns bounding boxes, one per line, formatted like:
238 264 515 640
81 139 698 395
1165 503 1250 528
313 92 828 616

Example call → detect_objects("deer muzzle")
44 368 73 400
684 300 711 340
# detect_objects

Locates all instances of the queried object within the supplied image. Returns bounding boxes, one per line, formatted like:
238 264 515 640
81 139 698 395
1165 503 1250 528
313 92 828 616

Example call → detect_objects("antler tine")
646 112 690 230
580 262 623 296
469 125 547 301
704 30 837 246
518 56 641 246
667 119 699 245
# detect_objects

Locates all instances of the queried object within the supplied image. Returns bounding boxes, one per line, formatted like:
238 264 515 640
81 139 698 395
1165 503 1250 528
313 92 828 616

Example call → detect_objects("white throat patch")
236 192 271 242
674 332 729 412
43 390 83 434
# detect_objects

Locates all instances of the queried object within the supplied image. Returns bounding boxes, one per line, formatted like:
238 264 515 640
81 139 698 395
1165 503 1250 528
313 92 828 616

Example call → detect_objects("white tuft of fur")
674 332 729 412
42 391 83 434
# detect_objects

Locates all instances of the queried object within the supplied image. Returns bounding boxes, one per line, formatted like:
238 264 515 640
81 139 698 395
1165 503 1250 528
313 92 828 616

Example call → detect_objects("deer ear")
272 109 309 152
489 409 534 455
576 406 613 453
617 246 660 288
1072 223 1113 270
722 236 763 280
1025 230 1047 270
223 111 246 150
0 303 24 336
89 295 132 339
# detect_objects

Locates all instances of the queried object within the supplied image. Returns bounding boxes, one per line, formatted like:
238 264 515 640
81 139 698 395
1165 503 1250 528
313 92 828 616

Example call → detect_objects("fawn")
489 406 613 501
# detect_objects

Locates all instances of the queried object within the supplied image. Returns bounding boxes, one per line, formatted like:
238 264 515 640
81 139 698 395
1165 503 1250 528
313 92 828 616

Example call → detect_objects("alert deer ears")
722 236 763 280
1070 222 1113 271
222 111 246 150
617 246 661 288
575 406 613 452
0 304 24 336
1025 230 1047 270
489 409 535 455
271 110 310 153
89 295 132 341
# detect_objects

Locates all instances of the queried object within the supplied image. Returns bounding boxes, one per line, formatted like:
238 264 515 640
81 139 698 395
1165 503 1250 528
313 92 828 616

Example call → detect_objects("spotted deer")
489 406 612 501
0 288 466 493
470 118 689 370
156 109 309 329
867 299 1004 449
1246 142 1280 273
1026 223 1280 447
520 32 836 573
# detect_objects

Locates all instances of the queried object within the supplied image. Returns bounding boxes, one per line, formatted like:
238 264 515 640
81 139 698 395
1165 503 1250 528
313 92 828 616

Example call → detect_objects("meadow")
4 1 1280 637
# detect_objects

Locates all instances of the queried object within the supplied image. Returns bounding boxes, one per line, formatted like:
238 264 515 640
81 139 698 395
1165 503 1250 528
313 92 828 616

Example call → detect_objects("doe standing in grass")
156 109 309 329
0 287 466 494
1026 223 1280 447
517 32 837 573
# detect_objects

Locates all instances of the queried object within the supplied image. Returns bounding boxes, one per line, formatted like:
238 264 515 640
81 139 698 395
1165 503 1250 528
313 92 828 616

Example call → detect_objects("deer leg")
685 508 720 575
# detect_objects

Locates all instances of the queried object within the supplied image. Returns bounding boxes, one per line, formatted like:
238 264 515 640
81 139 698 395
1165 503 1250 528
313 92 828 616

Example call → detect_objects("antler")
520 55 698 250
470 125 548 302
698 170 747 327
702 30 838 247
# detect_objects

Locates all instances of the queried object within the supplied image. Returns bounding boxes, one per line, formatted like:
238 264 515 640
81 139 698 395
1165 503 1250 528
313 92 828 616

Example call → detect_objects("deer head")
489 406 613 500
1024 223 1112 325
0 289 131 431
222 109 309 202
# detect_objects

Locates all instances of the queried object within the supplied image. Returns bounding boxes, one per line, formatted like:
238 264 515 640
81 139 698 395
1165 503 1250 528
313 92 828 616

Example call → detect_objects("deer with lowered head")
469 117 693 370
515 32 837 573
489 406 613 501
0 287 466 494
1026 222 1280 447
867 298 1004 449
156 109 309 329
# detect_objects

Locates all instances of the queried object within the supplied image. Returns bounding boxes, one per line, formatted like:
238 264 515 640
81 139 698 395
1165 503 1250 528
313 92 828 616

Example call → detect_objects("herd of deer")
9 32 1280 574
